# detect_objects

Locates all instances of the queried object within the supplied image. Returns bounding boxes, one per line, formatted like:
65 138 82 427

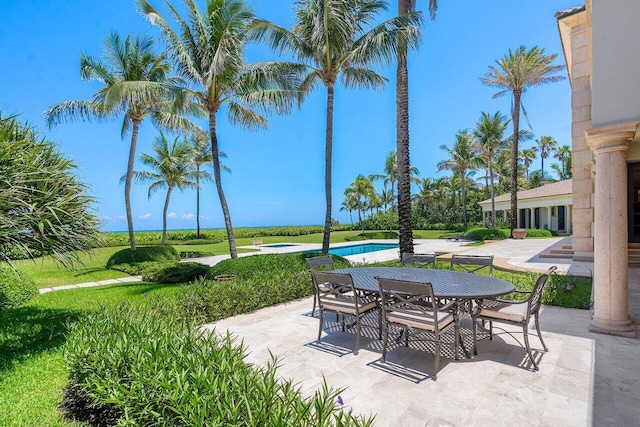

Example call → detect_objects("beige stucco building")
556 1 639 337
479 180 573 234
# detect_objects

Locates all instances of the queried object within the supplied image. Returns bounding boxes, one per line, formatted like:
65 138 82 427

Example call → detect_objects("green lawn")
0 282 183 427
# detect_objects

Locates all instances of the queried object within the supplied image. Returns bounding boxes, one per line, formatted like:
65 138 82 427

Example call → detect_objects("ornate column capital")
585 121 639 154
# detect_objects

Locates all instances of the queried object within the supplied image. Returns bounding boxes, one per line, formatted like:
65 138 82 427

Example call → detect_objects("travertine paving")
205 296 640 426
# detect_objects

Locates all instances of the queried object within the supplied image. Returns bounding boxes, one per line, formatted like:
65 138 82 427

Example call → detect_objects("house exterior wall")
591 0 640 128
558 9 594 261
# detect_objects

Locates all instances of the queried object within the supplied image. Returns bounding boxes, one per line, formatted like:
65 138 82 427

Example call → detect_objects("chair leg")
377 308 382 340
523 325 539 371
382 323 389 362
341 313 345 332
317 311 324 342
404 327 409 347
472 317 478 356
454 321 460 361
312 296 317 317
355 317 361 355
534 314 548 352
434 333 441 380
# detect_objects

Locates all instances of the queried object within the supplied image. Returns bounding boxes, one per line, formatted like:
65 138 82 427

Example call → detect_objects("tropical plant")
520 148 537 180
252 0 421 254
189 135 229 239
138 0 299 258
45 32 184 251
437 130 480 228
534 135 558 175
396 0 432 256
553 144 571 179
528 169 555 189
130 133 199 245
345 174 378 231
473 111 509 229
481 45 564 234
0 114 103 266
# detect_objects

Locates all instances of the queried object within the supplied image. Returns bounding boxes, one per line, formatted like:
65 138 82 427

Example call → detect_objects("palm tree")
45 32 182 251
534 135 558 175
189 135 230 239
396 0 432 257
528 169 555 189
520 148 537 180
481 46 564 235
138 0 298 258
553 144 571 178
345 174 378 231
473 112 509 229
437 130 479 228
252 0 421 254
340 194 357 226
131 133 198 245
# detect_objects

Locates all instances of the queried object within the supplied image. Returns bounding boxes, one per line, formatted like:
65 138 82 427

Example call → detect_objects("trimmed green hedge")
63 306 372 426
0 266 37 310
464 228 509 241
106 246 180 268
141 262 210 284
344 231 399 241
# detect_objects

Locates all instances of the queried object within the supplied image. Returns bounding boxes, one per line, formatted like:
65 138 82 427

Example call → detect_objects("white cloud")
200 215 209 220
117 215 126 220
139 213 152 219
167 212 177 218
182 213 195 220
102 216 113 222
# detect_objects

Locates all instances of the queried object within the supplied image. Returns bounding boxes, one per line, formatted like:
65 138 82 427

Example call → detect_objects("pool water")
326 243 399 257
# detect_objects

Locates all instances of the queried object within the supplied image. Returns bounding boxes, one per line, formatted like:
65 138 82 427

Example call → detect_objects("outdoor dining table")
332 266 516 357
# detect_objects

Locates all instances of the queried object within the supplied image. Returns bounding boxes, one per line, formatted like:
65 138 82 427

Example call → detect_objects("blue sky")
0 0 578 232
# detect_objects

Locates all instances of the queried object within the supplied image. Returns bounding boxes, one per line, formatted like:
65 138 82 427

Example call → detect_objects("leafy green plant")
465 227 509 241
64 305 373 426
106 245 180 268
141 262 210 284
524 228 553 238
345 231 399 241
0 266 37 310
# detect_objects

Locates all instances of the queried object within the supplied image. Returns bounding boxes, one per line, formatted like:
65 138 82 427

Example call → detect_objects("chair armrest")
438 301 456 312
493 298 527 304
513 289 531 294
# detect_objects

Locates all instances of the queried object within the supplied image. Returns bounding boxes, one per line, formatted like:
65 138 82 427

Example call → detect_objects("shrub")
63 306 372 426
0 266 37 310
465 227 510 241
141 262 210 284
524 228 553 238
106 245 180 268
178 250 216 258
345 231 399 241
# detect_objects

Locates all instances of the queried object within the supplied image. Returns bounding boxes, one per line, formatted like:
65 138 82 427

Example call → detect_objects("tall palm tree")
534 135 558 175
130 133 198 245
437 130 479 228
481 46 564 235
370 150 420 214
138 0 298 258
252 0 421 254
528 169 555 189
396 0 432 257
520 148 537 180
345 174 378 231
189 135 230 239
553 144 571 178
45 32 182 251
473 111 509 229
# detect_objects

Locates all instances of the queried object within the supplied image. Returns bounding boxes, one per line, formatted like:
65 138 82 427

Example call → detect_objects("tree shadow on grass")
0 306 82 373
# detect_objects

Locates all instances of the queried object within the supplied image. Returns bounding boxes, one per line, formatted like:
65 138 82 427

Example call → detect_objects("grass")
0 282 182 426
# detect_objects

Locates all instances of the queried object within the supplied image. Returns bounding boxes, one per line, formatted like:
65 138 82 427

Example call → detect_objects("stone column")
586 122 637 337
547 206 553 231
503 210 507 222
566 205 572 233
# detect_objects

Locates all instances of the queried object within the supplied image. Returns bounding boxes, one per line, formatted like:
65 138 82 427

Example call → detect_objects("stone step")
539 252 574 259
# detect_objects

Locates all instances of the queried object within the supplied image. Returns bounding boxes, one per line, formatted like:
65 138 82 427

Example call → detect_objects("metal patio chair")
450 254 494 276
401 253 437 269
306 255 335 316
310 270 380 355
376 277 460 379
471 266 557 371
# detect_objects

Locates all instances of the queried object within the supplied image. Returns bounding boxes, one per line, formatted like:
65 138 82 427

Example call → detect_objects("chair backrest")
526 266 557 318
309 270 360 313
305 255 335 271
450 254 494 276
401 253 437 268
376 277 441 331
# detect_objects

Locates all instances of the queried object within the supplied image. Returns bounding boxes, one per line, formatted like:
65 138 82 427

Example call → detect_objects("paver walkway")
39 276 142 294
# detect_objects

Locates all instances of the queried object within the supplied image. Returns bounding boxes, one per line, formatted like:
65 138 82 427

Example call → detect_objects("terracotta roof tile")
480 179 572 205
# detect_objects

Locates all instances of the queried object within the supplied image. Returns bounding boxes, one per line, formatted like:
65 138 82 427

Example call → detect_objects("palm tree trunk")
396 0 414 256
358 203 364 232
125 119 140 251
162 187 172 245
322 85 335 254
461 174 468 228
510 91 522 234
389 179 395 231
209 111 237 258
489 162 496 230
196 167 201 239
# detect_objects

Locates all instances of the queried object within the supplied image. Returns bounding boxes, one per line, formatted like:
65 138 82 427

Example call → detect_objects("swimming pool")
325 243 399 257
